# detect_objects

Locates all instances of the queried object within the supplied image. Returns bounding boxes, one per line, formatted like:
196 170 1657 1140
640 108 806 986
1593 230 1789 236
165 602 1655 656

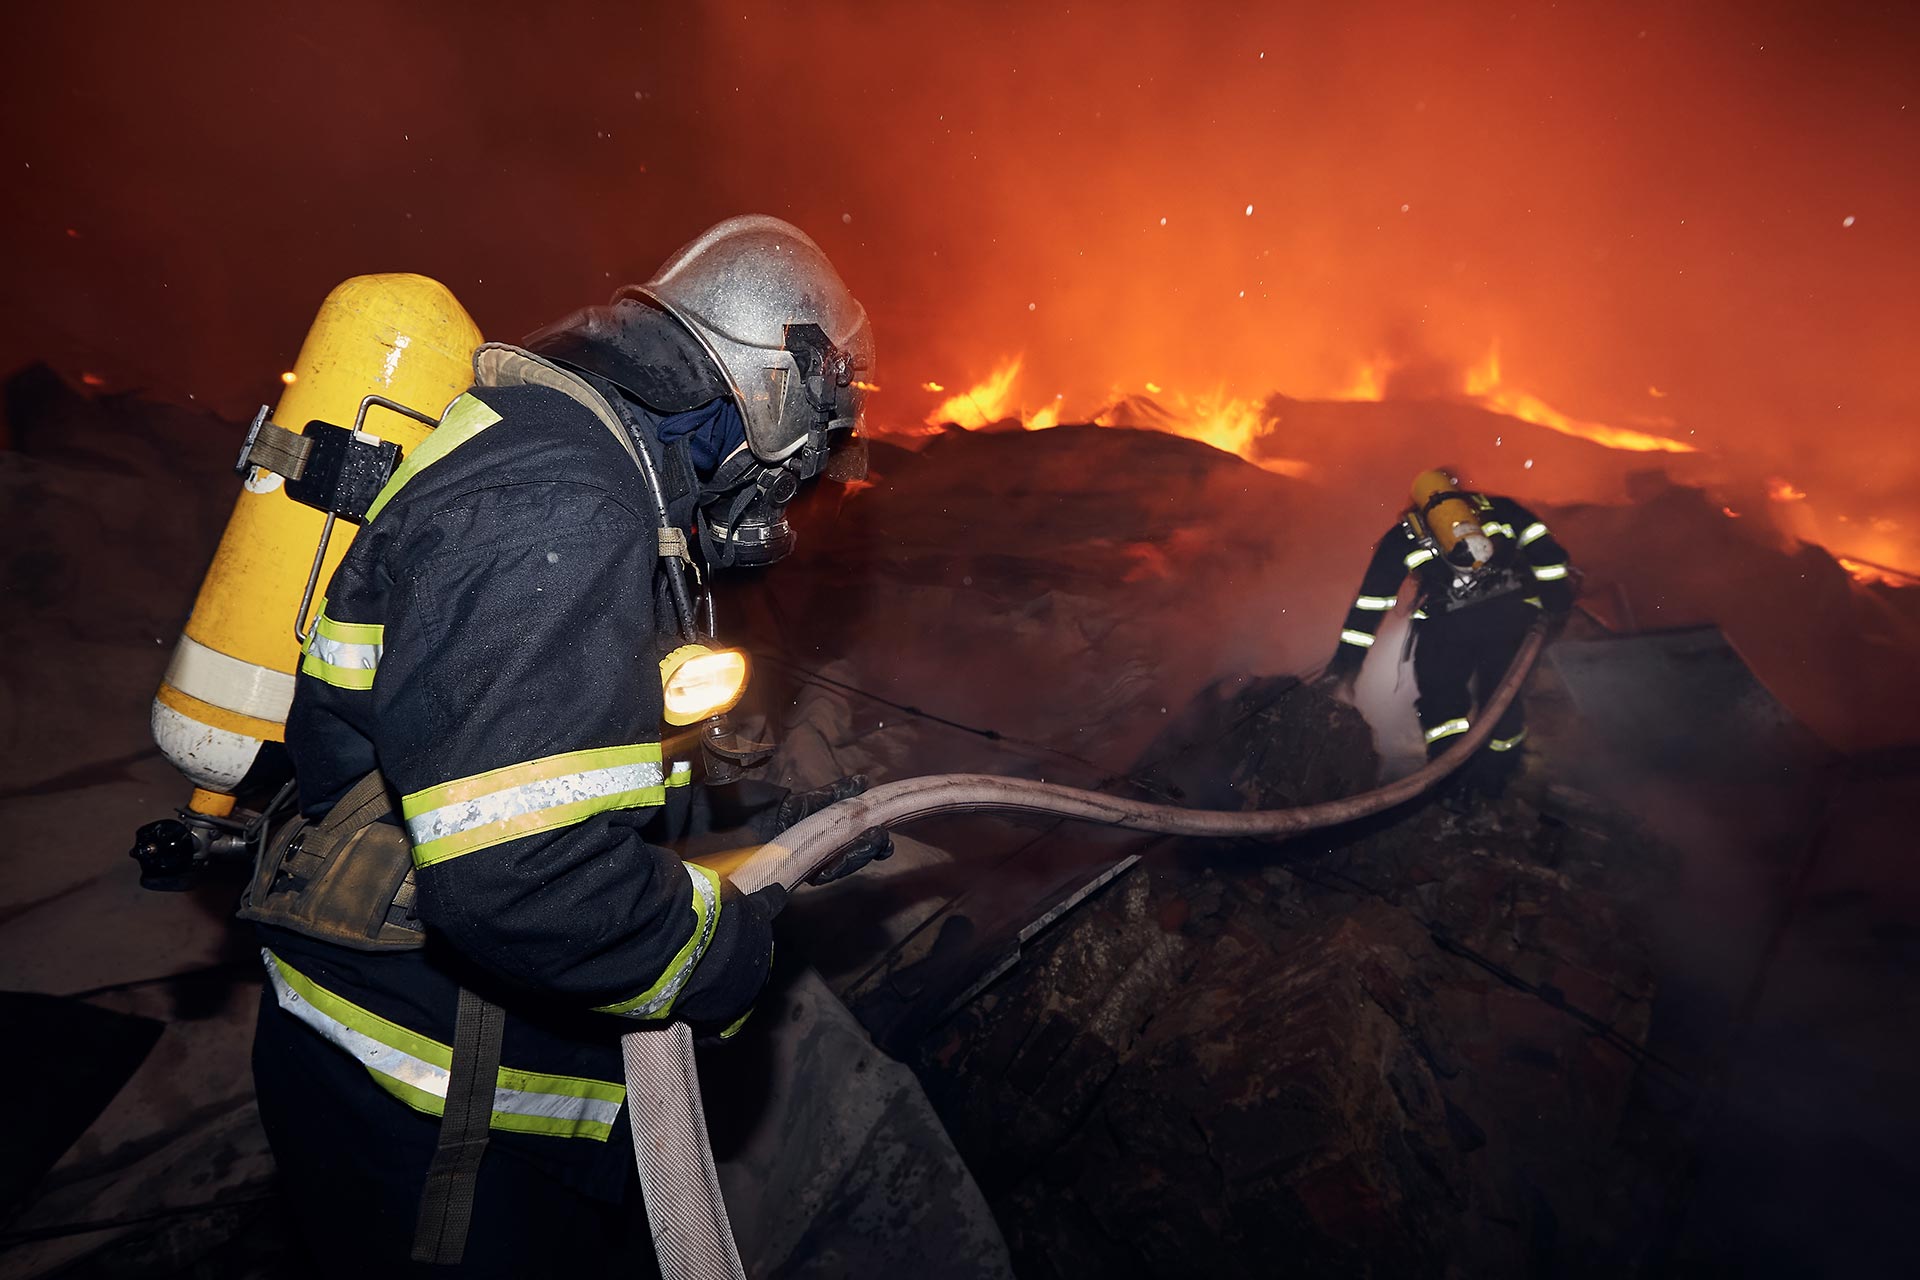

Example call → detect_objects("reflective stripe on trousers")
261 948 624 1141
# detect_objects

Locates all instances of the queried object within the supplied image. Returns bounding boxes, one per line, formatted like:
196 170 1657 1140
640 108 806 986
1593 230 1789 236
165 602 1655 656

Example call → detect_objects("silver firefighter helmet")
622 215 874 464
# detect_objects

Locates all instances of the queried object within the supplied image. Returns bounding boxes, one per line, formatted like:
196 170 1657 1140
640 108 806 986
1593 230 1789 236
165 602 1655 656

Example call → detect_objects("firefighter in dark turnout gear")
248 217 880 1276
1324 469 1574 799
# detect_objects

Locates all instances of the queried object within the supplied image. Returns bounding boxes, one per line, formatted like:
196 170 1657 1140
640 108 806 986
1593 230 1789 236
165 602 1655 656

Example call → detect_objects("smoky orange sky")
3 1 1915 558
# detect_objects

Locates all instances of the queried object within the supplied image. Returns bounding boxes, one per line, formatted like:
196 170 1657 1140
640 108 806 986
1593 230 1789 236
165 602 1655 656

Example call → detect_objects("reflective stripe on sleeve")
592 863 722 1021
1519 521 1550 546
262 949 624 1140
1531 562 1571 581
1424 717 1472 744
1353 594 1398 611
403 743 668 867
298 598 385 691
667 760 692 787
1339 629 1378 649
1489 729 1529 752
1481 520 1515 538
1404 548 1437 569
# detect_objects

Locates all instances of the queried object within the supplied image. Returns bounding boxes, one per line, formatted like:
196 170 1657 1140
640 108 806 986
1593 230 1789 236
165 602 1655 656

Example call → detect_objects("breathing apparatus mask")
696 323 868 568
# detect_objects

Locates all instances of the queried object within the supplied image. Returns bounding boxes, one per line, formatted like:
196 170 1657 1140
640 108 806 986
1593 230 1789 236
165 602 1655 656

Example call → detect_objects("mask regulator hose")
621 624 1547 1280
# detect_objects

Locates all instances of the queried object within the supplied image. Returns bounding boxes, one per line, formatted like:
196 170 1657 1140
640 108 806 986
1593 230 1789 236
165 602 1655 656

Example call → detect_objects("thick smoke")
2 0 1915 558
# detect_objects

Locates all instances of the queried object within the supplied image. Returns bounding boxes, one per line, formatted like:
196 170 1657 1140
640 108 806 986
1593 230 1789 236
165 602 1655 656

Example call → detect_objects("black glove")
775 774 872 832
805 827 894 885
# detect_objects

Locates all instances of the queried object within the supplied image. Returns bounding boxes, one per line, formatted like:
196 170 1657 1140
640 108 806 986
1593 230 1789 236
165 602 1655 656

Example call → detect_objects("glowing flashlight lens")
662 648 749 725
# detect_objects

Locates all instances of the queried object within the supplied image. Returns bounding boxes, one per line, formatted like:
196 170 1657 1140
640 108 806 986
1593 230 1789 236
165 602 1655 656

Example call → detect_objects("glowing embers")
659 645 749 726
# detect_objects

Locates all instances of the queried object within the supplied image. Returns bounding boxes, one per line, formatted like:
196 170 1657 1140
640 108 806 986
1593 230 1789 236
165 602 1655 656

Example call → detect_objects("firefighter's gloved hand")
805 827 894 885
775 774 871 833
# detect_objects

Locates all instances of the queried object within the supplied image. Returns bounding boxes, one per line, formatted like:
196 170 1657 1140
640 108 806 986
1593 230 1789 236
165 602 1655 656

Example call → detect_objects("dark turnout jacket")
262 348 774 1195
1329 493 1573 674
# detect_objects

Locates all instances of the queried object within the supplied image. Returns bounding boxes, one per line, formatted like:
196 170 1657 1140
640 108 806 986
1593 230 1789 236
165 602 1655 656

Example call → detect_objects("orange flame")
1768 478 1807 502
1839 557 1919 588
925 357 1024 429
1462 343 1693 454
1335 357 1390 402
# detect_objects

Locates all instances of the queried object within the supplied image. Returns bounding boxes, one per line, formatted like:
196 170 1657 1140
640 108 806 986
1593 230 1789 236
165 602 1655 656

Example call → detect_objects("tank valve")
129 816 260 891
129 819 201 891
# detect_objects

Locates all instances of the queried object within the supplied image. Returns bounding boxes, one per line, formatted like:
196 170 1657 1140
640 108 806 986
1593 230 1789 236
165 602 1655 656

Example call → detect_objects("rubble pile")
914 680 1675 1278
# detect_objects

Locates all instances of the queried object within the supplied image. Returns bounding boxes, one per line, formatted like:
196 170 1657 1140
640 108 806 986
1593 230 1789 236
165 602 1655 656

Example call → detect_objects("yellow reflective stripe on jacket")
1339 628 1377 648
262 949 624 1140
1519 521 1551 546
403 743 668 868
1489 729 1529 752
299 596 385 690
1354 594 1397 611
667 760 692 787
364 393 504 524
1531 562 1570 581
1404 547 1437 569
1424 717 1471 744
592 863 722 1021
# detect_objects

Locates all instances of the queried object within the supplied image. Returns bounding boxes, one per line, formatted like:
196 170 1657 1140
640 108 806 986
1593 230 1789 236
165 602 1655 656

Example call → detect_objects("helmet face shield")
630 215 873 464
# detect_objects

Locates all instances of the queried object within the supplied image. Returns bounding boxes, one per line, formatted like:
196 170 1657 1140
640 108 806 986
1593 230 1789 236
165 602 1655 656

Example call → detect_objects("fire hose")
622 622 1547 1279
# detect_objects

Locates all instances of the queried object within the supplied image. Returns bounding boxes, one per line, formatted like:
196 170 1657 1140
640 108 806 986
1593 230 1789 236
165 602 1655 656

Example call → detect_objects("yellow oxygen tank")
152 274 482 815
1410 468 1488 566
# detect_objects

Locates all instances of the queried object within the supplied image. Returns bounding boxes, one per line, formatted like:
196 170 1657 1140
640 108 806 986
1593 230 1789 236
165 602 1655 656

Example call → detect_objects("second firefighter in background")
1326 468 1575 796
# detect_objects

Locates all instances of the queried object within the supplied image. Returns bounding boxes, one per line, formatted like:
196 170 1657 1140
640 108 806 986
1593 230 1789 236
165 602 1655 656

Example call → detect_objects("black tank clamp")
236 396 441 644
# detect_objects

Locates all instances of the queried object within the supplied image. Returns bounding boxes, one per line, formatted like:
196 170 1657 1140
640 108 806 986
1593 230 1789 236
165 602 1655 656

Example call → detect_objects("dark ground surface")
4 369 1919 1276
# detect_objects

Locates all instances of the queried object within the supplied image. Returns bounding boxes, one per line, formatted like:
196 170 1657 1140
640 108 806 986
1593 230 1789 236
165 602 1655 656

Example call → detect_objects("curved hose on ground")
626 621 1546 1279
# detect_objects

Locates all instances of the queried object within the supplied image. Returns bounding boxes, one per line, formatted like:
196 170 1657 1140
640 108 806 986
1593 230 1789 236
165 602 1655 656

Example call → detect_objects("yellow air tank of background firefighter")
1411 467 1488 566
151 274 481 815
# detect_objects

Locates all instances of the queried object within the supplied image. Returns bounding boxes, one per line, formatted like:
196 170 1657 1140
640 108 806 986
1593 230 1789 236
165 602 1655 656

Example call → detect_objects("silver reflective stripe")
264 949 446 1098
406 760 666 849
1339 628 1377 648
262 950 624 1132
1354 594 1397 611
1519 521 1550 546
1532 563 1570 581
1404 548 1437 569
306 633 382 671
1481 521 1514 538
604 864 720 1021
1424 717 1471 744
